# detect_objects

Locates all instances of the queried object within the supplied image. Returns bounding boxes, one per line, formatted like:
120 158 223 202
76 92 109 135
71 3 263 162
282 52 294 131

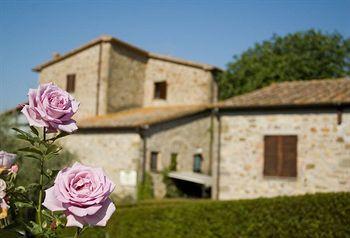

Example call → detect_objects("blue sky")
0 0 349 112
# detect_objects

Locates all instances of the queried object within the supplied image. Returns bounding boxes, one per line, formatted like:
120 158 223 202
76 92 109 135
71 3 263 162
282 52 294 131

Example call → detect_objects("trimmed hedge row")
59 192 349 237
112 193 350 238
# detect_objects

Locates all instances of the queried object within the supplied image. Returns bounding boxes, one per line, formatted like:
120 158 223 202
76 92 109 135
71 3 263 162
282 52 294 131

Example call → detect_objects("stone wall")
145 113 213 198
143 58 216 107
60 131 142 199
218 110 350 200
39 43 111 120
107 45 148 112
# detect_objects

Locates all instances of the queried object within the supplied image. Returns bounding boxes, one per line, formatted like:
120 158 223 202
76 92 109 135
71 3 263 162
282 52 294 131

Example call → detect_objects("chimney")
52 52 61 59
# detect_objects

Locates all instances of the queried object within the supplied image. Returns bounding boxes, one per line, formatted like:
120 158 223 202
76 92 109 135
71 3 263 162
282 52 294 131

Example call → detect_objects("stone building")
26 35 350 200
213 79 350 199
32 35 220 199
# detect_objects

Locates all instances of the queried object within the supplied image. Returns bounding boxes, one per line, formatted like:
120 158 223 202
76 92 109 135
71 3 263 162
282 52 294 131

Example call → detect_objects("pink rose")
43 163 116 228
21 83 80 133
0 151 16 171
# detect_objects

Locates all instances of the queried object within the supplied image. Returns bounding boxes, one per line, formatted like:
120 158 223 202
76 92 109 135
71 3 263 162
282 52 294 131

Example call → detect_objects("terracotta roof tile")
78 105 209 128
218 78 350 109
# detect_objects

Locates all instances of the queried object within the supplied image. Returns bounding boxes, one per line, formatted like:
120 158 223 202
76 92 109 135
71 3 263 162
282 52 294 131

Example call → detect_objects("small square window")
150 152 159 172
154 81 167 100
66 74 76 93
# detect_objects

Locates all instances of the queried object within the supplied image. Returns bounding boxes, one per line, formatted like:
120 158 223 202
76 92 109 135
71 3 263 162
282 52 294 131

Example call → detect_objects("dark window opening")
66 74 76 93
337 108 343 125
193 154 203 173
264 135 297 178
170 153 178 171
150 152 159 172
154 81 167 99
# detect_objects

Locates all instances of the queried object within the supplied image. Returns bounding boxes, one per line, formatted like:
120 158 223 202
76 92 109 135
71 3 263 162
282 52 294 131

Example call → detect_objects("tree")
218 29 350 99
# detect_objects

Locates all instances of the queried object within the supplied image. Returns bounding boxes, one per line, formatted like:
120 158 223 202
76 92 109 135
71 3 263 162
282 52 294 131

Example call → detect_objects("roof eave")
216 102 350 111
32 35 221 73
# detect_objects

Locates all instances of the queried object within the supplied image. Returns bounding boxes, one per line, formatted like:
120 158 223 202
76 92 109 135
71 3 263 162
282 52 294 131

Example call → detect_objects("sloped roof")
33 35 221 72
78 105 209 129
218 78 350 109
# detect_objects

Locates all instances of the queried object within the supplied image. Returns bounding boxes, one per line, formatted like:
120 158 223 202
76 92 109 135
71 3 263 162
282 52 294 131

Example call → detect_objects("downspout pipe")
139 125 149 184
214 108 221 200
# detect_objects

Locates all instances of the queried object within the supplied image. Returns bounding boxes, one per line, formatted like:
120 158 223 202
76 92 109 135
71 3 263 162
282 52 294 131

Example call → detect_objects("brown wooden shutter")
281 136 297 177
264 135 297 177
264 136 279 176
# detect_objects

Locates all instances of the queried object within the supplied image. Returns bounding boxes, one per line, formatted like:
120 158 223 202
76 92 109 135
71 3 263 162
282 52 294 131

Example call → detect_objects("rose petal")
57 120 78 133
28 89 37 108
42 187 65 211
65 203 102 217
82 198 116 227
21 105 48 128
65 212 84 228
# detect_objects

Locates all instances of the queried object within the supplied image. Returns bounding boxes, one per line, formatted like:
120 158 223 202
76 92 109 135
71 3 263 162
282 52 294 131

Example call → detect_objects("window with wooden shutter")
154 81 167 99
264 135 297 177
66 74 76 93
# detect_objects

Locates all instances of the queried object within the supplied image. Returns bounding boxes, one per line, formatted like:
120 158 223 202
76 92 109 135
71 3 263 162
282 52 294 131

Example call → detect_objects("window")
264 135 297 177
193 154 203 173
154 81 167 99
150 152 159 172
170 153 178 171
66 74 76 93
337 108 343 125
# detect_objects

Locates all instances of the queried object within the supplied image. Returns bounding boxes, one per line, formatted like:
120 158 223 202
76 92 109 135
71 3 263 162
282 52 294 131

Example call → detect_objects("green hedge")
111 192 350 238
52 192 350 237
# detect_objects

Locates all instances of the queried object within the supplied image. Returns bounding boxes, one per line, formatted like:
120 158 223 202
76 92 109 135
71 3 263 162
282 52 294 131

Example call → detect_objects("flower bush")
0 83 116 237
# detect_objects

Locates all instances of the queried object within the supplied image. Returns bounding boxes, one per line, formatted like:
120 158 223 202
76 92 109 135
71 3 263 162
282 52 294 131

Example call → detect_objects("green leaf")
14 186 26 193
27 183 41 191
14 201 34 208
24 154 41 160
26 221 43 235
51 131 69 142
46 169 60 178
19 147 43 155
46 144 61 155
41 209 55 219
30 126 39 136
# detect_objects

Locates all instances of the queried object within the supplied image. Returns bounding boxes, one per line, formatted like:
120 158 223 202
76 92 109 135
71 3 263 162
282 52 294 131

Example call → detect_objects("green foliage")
219 29 350 99
0 113 26 152
110 192 350 238
0 113 75 237
137 172 154 201
162 167 183 199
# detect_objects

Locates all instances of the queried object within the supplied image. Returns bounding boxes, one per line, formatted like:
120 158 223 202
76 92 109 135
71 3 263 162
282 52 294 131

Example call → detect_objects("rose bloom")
21 83 80 133
43 163 116 228
0 151 16 173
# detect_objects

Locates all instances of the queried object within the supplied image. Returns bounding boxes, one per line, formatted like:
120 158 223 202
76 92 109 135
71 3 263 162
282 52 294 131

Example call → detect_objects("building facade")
30 36 350 200
33 36 218 200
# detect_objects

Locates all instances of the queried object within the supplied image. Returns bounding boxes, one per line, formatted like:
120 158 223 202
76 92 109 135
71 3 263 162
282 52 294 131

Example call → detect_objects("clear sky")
0 0 349 112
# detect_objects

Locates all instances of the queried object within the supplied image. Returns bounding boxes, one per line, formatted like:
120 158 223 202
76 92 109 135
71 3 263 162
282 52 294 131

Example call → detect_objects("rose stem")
37 128 46 228
74 227 82 238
